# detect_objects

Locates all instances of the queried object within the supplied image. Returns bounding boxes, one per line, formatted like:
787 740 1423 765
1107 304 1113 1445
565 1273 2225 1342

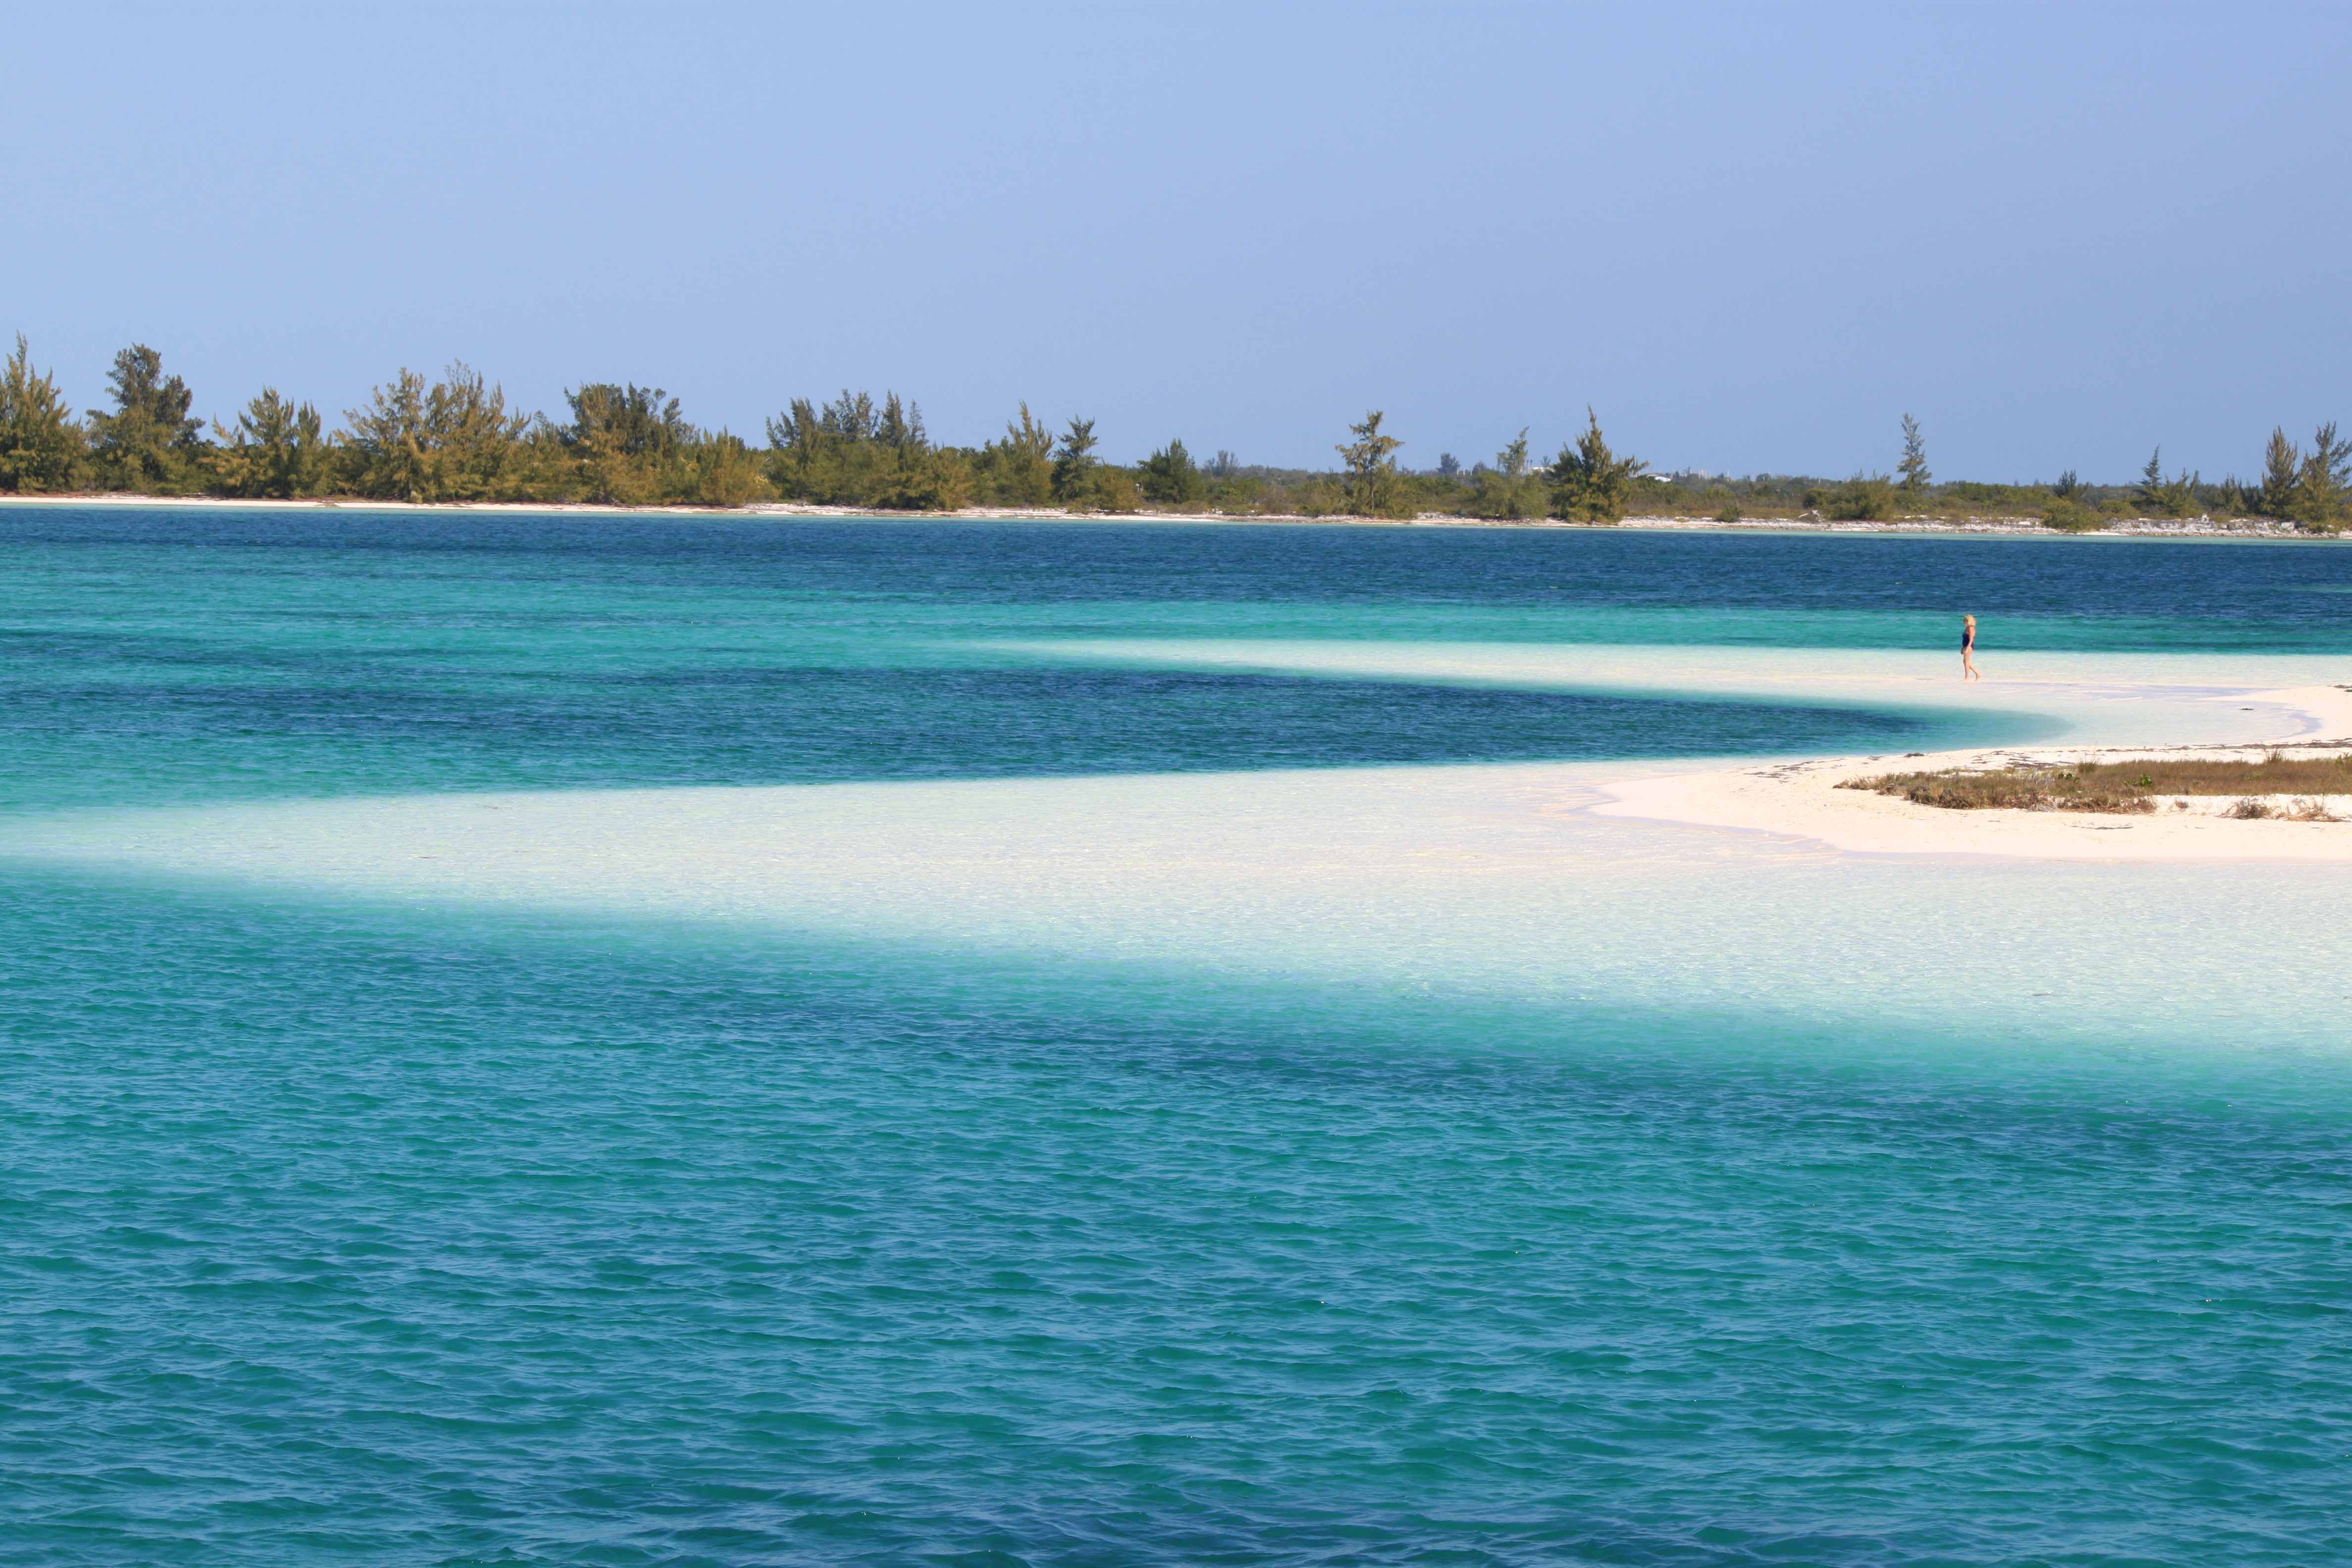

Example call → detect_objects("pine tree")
435 364 533 500
873 448 974 511
1549 408 1645 523
2134 446 2201 518
672 430 770 507
760 389 929 506
344 364 531 502
0 335 89 492
562 382 686 504
1336 410 1404 516
876 392 925 451
88 344 203 492
1137 437 1206 506
2255 427 2301 518
207 388 327 498
1897 413 1930 493
1051 417 1098 504
765 397 841 501
820 390 877 442
2290 422 2351 531
980 402 1055 505
343 368 433 500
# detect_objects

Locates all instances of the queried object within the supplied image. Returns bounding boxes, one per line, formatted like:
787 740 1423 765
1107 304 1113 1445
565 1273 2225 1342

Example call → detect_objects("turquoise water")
4 510 2350 1566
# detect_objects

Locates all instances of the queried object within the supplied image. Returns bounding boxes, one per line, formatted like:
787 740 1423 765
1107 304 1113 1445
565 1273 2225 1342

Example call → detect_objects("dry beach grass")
1839 750 2352 816
1588 673 2352 861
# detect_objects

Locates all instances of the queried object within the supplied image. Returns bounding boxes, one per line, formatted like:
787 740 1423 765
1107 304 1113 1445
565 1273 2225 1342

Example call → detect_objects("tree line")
1 341 774 507
0 336 1650 518
1749 413 2349 531
0 336 2344 530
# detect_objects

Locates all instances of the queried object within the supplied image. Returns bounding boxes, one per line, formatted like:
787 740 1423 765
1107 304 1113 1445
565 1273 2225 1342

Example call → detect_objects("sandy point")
1588 683 2352 863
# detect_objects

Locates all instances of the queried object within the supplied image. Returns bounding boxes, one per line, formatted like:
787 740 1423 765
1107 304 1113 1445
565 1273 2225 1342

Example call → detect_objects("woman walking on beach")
1960 614 1981 682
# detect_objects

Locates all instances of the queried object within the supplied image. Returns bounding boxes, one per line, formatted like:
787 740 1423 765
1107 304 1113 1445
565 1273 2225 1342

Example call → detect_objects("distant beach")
0 489 2327 538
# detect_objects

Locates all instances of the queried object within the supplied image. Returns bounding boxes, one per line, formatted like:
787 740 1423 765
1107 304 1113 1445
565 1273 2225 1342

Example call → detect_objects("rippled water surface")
3 509 2349 1567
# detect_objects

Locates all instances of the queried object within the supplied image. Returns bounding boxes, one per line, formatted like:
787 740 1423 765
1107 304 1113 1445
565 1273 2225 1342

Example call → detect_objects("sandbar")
1591 683 2352 862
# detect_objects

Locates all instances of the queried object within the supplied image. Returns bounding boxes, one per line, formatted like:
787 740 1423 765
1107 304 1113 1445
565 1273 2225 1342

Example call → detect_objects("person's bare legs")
1963 648 1980 681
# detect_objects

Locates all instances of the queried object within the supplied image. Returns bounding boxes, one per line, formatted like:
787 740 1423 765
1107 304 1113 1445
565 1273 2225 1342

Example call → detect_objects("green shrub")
1067 465 1139 513
873 448 972 511
1205 474 1264 513
1136 437 1207 507
2040 497 2107 532
673 431 773 507
1465 430 1543 519
1824 472 1897 521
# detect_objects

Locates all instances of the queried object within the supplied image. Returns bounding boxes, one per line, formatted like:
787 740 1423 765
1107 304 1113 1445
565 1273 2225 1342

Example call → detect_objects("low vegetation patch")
1838 752 2352 814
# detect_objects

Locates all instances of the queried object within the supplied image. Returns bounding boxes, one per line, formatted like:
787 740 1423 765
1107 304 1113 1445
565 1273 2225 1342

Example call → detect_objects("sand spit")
1591 683 2352 861
0 491 2330 539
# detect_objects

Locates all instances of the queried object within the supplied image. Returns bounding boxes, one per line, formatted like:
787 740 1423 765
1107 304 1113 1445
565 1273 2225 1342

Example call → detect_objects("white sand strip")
984 640 2350 751
7 649 2352 1045
11 758 2352 1050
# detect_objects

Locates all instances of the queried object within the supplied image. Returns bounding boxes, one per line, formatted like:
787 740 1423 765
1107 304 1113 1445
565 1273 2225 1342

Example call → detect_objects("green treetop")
1549 408 1645 522
1051 416 1099 503
1137 437 1206 507
207 388 328 498
981 402 1056 505
0 335 88 492
88 344 203 491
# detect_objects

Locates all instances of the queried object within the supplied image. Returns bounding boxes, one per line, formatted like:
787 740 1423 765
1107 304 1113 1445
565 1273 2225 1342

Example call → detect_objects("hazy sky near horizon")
6 0 2347 480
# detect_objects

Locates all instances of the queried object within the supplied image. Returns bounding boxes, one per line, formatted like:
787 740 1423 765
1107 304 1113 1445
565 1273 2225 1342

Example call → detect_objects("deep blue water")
3 509 2348 1567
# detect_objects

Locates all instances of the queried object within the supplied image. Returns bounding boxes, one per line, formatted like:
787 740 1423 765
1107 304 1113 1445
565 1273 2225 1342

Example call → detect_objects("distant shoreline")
0 490 2328 540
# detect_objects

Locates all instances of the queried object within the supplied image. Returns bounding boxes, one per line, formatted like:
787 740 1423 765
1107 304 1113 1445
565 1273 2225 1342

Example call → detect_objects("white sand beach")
1591 680 2352 863
1593 736 2352 861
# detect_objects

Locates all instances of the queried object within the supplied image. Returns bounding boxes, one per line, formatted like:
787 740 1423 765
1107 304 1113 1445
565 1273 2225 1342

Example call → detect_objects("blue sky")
6 1 2347 480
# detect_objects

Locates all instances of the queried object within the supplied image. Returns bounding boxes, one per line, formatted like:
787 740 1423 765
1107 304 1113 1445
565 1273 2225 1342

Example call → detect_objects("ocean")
4 509 2348 1566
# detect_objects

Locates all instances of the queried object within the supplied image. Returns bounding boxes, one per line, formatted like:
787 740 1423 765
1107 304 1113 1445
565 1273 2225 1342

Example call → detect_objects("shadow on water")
4 865 2347 1567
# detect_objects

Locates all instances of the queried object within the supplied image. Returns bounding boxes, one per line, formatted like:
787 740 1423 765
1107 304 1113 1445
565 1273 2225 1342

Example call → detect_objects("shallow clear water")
3 509 2349 1567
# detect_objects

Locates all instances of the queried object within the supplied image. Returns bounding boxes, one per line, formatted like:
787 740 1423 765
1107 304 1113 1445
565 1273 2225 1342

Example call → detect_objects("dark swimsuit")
1961 629 1974 651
